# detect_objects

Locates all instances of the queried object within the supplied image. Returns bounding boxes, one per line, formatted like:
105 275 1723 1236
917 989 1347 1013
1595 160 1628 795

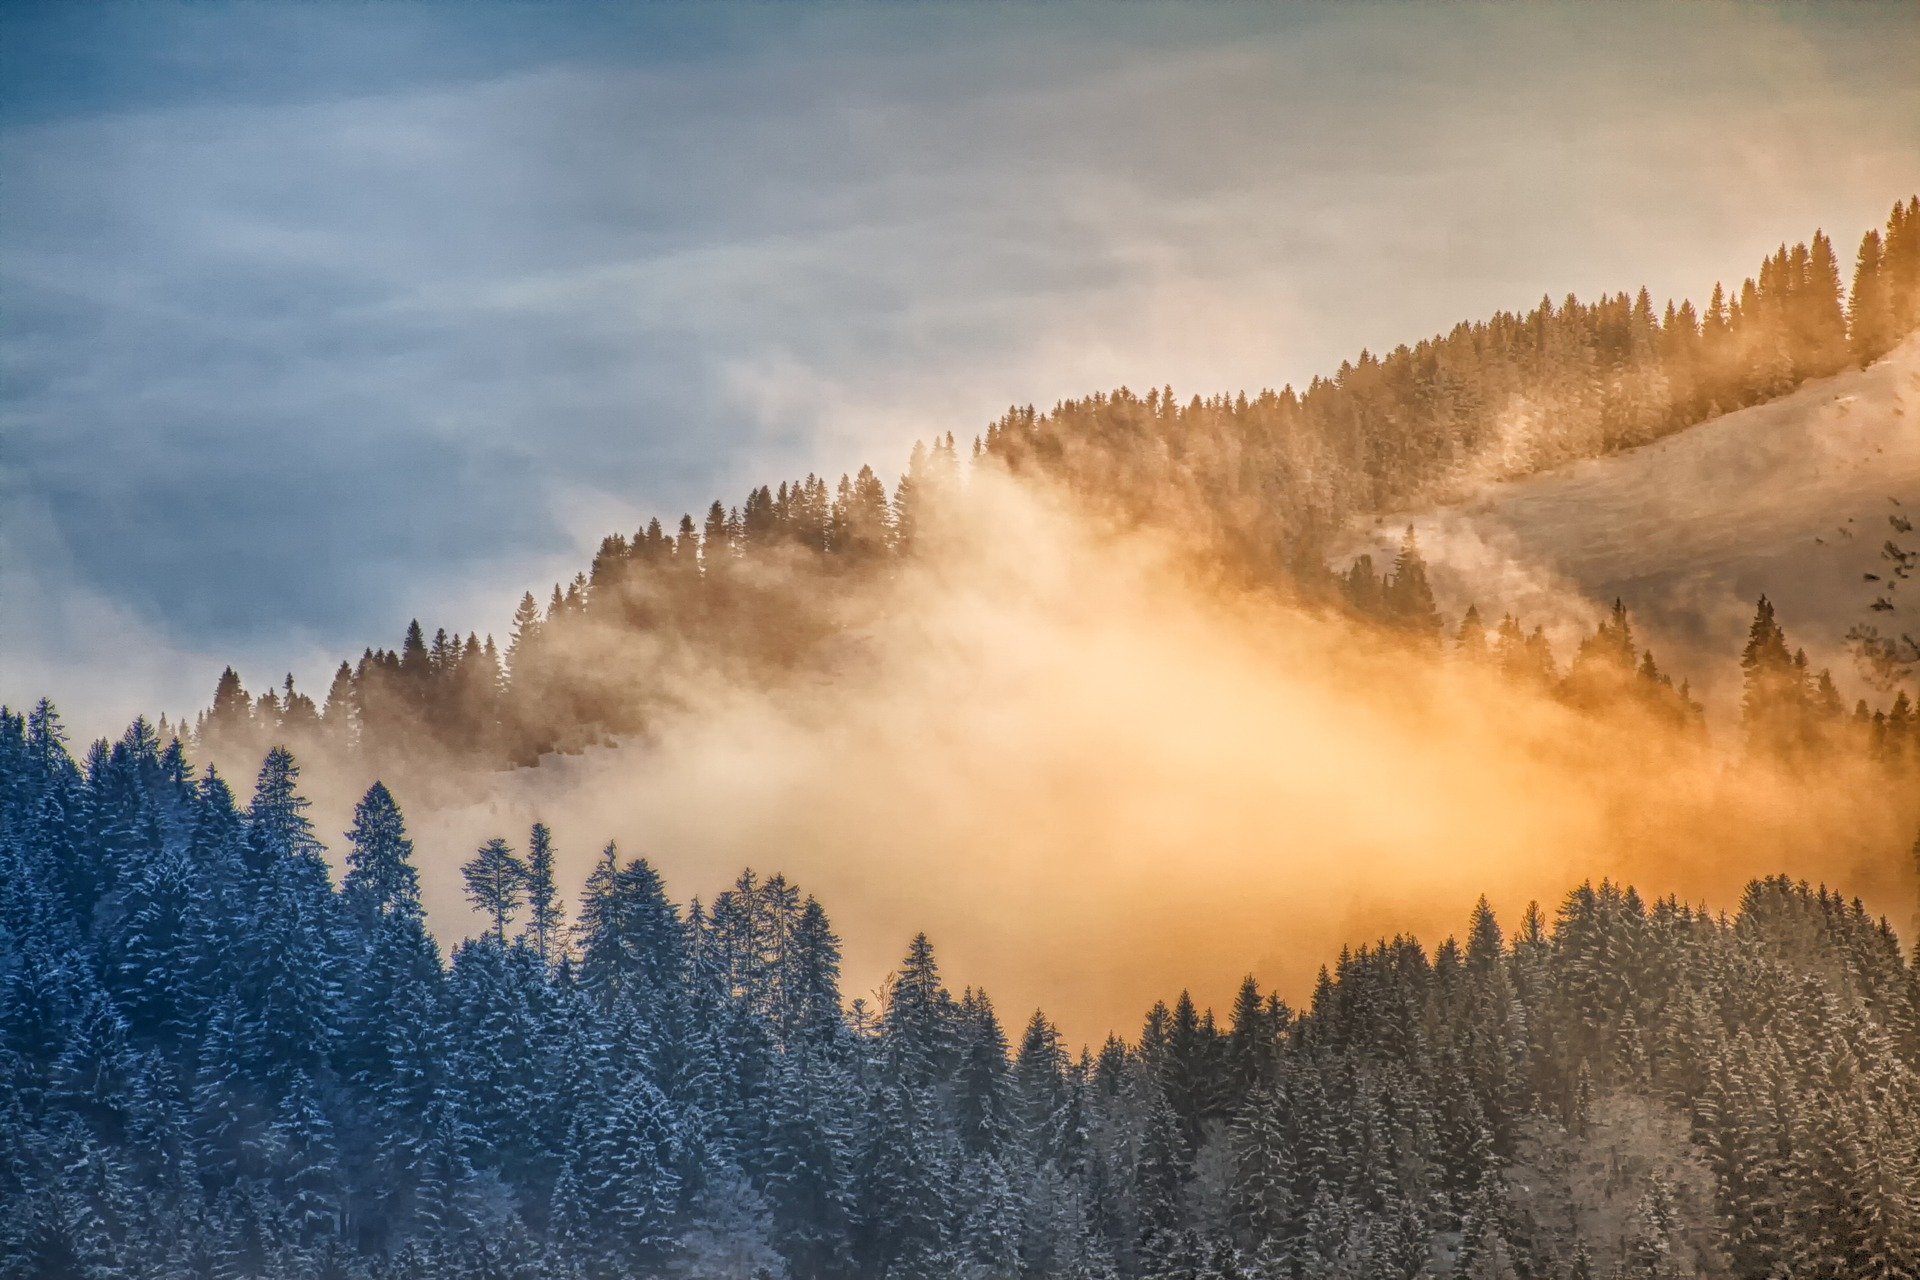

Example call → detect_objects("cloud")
235 468 1919 1046
3 1 1918 730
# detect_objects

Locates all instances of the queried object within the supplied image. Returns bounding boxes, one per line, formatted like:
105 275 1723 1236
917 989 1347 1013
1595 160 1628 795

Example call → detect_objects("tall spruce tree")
342 782 420 922
461 838 527 944
521 822 564 966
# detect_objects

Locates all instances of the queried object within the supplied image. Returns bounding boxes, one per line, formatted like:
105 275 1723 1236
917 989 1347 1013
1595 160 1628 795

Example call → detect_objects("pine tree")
462 838 527 943
321 661 358 742
763 1051 855 1280
853 1080 950 1279
1015 1009 1077 1170
1805 230 1850 375
206 667 253 747
576 844 686 1007
561 1061 685 1275
6 696 1920 1276
1227 1086 1295 1263
882 933 953 1088
1136 1084 1192 1271
785 897 846 1052
103 847 214 1045
237 839 340 1076
1740 596 1806 757
522 822 565 966
1455 605 1491 664
1384 526 1444 642
399 620 431 700
244 746 324 874
1910 828 1920 945
272 1069 342 1244
342 781 421 923
1853 229 1894 365
163 203 1920 774
954 987 1014 1156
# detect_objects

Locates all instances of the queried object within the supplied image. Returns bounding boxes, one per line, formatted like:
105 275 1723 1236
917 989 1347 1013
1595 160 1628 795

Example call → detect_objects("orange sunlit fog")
236 468 1918 1047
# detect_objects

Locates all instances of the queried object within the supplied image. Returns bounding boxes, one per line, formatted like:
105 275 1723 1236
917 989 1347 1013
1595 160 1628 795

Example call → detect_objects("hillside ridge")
1349 331 1920 711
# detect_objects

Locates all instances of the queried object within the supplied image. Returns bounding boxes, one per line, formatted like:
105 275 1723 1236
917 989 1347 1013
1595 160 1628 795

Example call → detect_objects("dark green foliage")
521 823 564 967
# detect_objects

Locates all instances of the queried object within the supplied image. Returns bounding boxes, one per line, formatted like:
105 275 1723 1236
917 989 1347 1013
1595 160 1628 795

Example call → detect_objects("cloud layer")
4 2 1919 734
239 468 1913 1045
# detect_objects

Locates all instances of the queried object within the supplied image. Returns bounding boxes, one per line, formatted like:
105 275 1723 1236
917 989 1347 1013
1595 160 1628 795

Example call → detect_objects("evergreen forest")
7 200 1920 1280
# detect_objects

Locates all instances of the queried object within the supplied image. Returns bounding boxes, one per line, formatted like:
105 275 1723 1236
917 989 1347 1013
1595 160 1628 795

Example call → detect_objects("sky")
4 0 1920 737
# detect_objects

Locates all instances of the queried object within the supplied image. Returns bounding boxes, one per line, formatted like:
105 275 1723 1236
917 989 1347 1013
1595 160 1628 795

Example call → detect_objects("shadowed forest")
3 707 1919 1278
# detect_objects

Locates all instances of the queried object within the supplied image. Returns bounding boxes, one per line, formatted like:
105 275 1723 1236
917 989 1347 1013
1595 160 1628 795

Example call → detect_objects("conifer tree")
882 933 953 1088
521 822 564 966
1456 604 1491 663
1384 526 1444 642
342 782 420 922
577 844 685 1006
206 667 253 747
321 660 358 742
764 1051 856 1279
786 897 846 1051
1853 229 1894 365
1227 1087 1295 1263
5 697 1920 1276
165 202 1920 774
462 838 527 943
244 746 324 874
853 1080 951 1279
1740 596 1806 757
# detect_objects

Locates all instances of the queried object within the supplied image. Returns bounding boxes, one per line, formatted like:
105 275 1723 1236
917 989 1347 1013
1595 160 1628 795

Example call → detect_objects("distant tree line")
984 202 1919 566
1336 532 1919 767
5 702 1920 1278
187 526 1920 808
183 200 1920 769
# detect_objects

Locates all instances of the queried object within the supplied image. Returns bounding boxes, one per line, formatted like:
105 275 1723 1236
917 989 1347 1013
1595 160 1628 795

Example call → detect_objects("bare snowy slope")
1348 332 1920 714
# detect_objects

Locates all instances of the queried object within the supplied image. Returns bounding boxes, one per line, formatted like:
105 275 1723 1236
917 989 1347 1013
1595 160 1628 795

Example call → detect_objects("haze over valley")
5 6 1920 1277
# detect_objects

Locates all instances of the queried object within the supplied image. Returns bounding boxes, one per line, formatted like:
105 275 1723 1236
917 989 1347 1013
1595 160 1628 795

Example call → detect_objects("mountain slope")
1351 331 1920 711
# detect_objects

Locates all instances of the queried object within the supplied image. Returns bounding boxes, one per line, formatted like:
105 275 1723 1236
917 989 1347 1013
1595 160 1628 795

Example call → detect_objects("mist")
1345 332 1920 721
10 2 1920 735
206 466 1913 1048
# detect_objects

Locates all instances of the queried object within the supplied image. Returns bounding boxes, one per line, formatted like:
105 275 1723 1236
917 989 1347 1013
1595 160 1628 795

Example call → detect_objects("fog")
1346 333 1920 720
10 2 1920 736
219 466 1917 1047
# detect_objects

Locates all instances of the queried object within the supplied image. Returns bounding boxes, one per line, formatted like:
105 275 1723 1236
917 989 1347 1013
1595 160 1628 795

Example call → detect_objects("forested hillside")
186 200 1920 769
1333 326 1920 715
3 704 1919 1279
18 200 1920 1280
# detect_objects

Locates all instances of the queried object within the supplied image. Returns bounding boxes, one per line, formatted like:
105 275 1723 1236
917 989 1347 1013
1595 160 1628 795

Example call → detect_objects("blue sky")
4 1 1918 734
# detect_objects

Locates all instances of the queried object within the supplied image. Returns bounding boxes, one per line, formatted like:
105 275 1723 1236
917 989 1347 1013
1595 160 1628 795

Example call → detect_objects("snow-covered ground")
1348 333 1920 714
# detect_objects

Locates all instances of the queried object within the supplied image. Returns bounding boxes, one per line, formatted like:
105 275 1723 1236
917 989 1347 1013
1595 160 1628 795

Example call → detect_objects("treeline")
1336 534 1919 764
192 444 963 766
1329 531 1708 732
188 200 1920 768
984 203 1920 563
193 525 1920 796
5 704 1920 1278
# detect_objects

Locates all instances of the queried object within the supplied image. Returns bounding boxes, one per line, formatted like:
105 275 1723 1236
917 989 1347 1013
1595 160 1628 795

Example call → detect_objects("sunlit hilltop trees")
191 198 1920 769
